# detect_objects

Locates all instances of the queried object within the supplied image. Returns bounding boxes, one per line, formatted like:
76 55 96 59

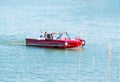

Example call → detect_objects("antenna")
80 32 82 38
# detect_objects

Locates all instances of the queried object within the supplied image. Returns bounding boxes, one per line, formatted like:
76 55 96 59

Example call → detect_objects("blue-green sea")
0 0 120 82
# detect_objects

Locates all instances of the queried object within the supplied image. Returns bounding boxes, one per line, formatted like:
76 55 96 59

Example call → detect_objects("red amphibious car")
26 32 85 48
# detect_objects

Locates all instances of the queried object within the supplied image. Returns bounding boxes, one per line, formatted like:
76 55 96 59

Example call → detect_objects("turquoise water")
0 0 120 82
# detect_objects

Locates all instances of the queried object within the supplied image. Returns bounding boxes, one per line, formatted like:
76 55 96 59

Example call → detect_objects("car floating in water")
26 32 85 49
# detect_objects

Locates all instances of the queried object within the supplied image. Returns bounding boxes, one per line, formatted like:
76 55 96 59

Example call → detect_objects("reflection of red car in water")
26 32 85 48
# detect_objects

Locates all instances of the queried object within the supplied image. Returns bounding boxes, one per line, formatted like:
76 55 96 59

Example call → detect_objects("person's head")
45 31 47 34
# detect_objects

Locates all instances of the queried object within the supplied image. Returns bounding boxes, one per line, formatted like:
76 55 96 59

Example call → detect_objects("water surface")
0 0 120 82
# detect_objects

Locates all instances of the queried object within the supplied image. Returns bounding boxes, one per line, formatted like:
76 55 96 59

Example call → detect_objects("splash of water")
0 40 25 46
